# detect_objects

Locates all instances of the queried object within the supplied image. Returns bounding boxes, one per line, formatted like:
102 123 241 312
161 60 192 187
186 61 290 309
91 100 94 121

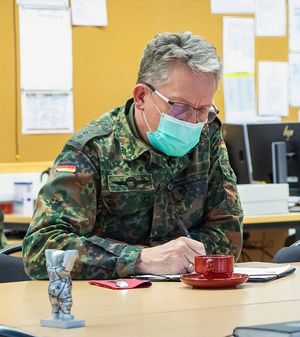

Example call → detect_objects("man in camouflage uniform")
23 32 243 280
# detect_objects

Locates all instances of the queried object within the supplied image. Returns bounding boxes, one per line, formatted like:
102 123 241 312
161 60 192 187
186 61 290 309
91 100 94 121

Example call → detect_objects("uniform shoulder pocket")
102 174 155 215
107 174 154 192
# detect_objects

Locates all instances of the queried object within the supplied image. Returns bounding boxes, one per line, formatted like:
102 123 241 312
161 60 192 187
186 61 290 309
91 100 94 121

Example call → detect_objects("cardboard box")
237 183 289 216
239 229 288 262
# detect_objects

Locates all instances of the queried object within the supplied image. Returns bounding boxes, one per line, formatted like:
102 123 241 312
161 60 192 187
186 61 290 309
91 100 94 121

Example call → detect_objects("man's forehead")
161 79 216 106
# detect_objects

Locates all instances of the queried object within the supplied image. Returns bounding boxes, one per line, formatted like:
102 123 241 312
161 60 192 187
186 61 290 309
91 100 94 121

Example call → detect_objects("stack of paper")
234 263 296 282
133 263 296 282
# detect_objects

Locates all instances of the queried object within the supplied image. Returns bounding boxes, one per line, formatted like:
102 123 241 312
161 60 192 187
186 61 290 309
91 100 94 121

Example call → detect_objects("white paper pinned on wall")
223 17 255 73
210 0 255 14
19 7 72 91
256 0 286 37
71 0 108 26
258 62 289 117
289 53 300 106
222 17 256 122
223 73 256 123
21 91 74 134
289 0 300 52
17 0 68 8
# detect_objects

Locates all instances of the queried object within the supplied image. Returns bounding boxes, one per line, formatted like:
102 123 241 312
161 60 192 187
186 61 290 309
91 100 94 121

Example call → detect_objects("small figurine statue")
40 249 85 329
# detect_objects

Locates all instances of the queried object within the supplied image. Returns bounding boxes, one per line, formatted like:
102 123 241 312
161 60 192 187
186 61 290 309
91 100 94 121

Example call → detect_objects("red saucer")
180 273 249 288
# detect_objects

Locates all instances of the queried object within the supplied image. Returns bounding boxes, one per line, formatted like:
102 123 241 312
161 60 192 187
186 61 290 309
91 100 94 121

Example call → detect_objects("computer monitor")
222 122 300 196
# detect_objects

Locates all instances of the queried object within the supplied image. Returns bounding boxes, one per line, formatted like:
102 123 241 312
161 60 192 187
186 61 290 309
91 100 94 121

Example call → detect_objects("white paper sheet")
223 17 255 73
234 264 294 281
71 0 107 26
235 264 291 276
289 53 300 106
211 0 255 13
17 0 68 8
223 73 256 123
134 264 294 282
256 0 286 36
258 62 289 116
19 7 72 91
21 91 74 134
289 0 300 52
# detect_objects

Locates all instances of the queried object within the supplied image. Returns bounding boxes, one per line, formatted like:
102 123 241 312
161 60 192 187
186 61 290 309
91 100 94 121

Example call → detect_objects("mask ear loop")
142 109 152 132
142 90 162 132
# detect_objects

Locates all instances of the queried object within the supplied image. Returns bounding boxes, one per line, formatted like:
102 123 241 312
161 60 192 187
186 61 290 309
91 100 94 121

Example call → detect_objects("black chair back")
0 325 36 337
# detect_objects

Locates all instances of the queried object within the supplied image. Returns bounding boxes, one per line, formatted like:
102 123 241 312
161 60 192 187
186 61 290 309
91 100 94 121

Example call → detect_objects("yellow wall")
0 0 297 163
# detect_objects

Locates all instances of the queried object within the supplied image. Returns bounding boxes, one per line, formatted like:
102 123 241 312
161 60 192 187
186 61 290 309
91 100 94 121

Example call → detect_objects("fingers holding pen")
181 237 206 273
135 237 206 275
174 215 206 256
184 237 206 256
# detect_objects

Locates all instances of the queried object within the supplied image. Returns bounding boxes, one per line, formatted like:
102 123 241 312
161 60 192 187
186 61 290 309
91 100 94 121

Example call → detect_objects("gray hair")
137 31 222 86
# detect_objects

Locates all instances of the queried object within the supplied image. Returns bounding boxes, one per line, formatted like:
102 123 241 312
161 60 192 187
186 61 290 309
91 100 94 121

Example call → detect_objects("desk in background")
244 212 300 241
4 212 300 237
4 212 300 261
0 263 300 337
4 213 32 231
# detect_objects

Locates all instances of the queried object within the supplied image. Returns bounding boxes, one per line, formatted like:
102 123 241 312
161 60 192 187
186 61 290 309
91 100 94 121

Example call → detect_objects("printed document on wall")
256 0 286 36
289 53 300 106
289 0 300 52
223 17 255 73
21 91 74 134
71 0 107 26
210 0 255 13
258 62 289 116
223 74 256 123
19 7 72 90
17 0 68 8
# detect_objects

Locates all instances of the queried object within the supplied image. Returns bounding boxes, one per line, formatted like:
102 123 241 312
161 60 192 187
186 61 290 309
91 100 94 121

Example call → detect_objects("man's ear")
133 84 147 110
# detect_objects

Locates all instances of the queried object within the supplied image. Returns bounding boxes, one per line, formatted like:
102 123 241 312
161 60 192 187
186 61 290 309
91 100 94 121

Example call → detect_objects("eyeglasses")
145 83 219 124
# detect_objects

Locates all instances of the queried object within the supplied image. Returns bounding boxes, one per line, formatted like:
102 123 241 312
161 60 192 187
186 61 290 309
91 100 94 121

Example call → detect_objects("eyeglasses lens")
170 104 218 123
169 104 189 119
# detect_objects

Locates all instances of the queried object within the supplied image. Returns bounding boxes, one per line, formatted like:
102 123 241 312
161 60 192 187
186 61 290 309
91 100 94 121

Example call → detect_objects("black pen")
174 214 192 239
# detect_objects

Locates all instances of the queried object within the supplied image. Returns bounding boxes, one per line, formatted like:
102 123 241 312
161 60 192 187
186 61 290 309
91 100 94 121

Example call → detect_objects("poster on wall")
210 0 255 13
223 17 255 74
19 7 72 91
18 5 74 134
21 91 74 134
223 17 256 122
289 53 300 106
71 0 108 26
258 62 289 117
17 0 68 8
289 0 300 52
256 0 286 36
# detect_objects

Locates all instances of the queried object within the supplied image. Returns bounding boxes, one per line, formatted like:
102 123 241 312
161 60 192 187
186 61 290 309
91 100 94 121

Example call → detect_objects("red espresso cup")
194 255 234 279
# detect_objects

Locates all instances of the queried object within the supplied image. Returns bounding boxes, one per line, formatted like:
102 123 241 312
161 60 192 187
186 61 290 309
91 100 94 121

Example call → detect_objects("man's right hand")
134 237 206 275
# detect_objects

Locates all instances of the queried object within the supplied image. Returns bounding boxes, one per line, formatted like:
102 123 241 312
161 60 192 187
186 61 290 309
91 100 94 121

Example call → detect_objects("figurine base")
40 318 86 329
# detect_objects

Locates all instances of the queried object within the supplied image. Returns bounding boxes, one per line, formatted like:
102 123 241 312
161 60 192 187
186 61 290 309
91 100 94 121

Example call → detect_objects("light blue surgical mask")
143 108 206 157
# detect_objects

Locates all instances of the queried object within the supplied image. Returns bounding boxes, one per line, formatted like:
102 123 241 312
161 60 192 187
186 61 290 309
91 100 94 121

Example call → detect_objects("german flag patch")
56 165 76 173
220 140 227 149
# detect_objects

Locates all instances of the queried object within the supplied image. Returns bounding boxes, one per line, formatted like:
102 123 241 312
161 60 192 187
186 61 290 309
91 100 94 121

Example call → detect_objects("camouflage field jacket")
23 99 243 279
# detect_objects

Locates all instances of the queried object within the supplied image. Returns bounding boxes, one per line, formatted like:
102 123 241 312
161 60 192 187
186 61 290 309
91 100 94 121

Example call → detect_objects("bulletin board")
0 0 297 163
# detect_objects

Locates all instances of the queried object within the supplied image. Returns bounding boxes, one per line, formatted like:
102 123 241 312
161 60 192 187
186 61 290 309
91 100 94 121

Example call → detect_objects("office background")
0 0 297 163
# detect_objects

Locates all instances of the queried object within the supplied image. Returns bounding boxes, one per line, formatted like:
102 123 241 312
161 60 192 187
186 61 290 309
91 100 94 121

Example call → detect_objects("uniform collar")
115 99 150 162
